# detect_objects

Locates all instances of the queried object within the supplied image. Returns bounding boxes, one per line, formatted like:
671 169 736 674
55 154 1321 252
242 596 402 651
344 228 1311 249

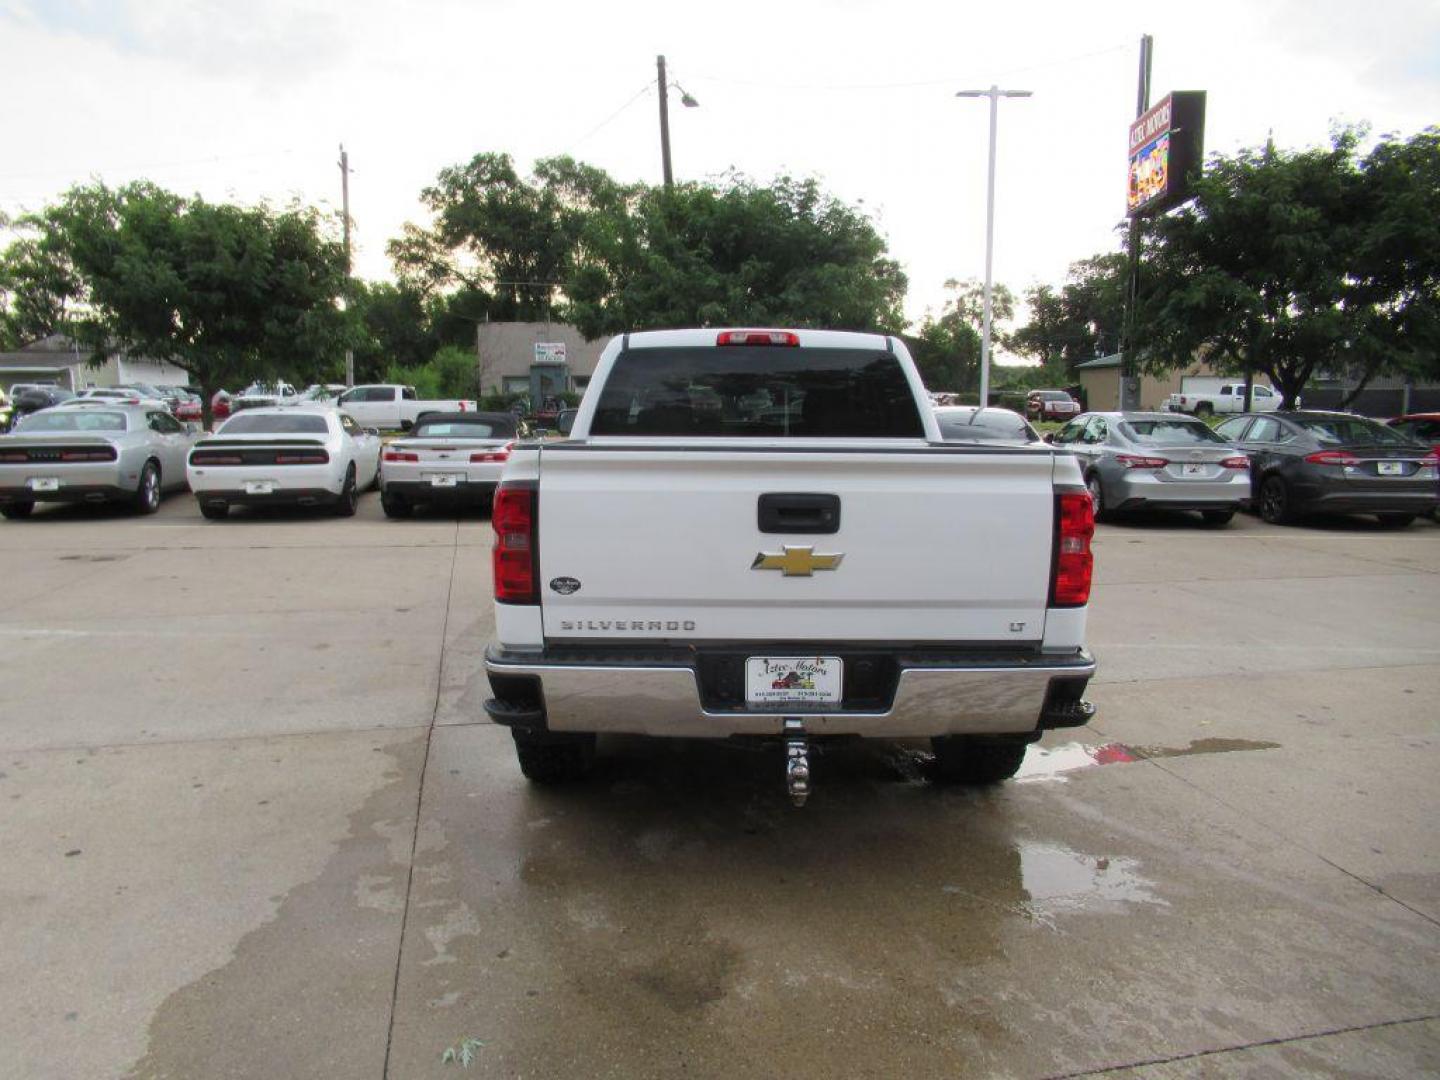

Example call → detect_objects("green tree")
392 156 907 338
1 182 352 423
1132 128 1440 407
907 278 1015 394
349 280 436 383
1010 253 1127 374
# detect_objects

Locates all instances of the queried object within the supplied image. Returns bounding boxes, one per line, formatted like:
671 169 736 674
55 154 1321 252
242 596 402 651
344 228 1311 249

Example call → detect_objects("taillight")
1305 450 1358 466
716 330 800 347
493 484 537 604
471 441 514 463
1221 456 1250 469
1051 492 1094 608
0 451 28 462
383 449 418 462
1418 451 1439 468
61 449 117 462
274 451 329 465
1115 454 1169 469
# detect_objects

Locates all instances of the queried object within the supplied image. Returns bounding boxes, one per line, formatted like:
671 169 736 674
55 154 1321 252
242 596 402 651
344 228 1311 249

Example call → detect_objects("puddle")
1014 737 1280 783
1017 842 1167 915
1132 737 1281 759
1014 742 1137 783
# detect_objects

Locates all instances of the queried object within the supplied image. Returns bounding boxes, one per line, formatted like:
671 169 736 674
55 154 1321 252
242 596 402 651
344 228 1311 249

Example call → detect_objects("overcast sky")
2 0 1437 355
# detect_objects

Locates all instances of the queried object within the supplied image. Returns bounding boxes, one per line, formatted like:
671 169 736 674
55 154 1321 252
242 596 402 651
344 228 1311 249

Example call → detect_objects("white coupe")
186 406 381 519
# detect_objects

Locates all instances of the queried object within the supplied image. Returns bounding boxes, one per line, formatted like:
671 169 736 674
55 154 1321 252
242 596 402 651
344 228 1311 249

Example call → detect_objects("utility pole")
339 143 355 387
955 85 1032 409
1119 35 1153 411
657 55 674 188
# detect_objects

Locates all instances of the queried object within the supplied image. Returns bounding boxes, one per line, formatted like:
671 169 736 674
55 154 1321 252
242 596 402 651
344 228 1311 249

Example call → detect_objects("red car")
1388 413 1440 520
211 390 232 422
1027 389 1081 421
174 397 203 423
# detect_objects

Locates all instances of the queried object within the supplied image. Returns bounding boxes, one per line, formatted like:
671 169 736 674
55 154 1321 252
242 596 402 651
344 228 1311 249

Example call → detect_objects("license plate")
1181 463 1206 477
29 477 59 492
427 473 461 487
1377 461 1404 476
745 656 843 705
244 480 275 495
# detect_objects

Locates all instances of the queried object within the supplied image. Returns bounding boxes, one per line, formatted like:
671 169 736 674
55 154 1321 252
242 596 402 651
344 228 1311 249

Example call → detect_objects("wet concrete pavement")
0 499 1437 1078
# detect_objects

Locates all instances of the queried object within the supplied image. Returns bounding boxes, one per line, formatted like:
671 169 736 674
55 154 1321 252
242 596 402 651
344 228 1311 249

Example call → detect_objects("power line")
686 40 1130 92
554 81 654 156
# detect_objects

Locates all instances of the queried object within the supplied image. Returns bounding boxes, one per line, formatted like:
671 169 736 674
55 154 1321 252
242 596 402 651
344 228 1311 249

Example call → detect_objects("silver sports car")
0 404 201 519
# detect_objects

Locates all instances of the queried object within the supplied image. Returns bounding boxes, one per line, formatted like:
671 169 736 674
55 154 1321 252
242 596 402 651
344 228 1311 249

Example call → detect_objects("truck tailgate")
535 445 1056 643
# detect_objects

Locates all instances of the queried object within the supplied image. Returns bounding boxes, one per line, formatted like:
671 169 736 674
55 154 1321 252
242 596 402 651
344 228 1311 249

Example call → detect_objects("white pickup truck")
333 384 478 431
1167 382 1283 416
481 329 1097 804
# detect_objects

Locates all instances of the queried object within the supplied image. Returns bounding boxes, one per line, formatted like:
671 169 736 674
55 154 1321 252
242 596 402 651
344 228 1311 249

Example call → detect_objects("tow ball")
783 718 811 807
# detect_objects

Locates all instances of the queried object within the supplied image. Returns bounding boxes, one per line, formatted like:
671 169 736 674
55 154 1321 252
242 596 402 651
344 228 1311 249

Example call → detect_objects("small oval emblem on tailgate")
549 576 581 595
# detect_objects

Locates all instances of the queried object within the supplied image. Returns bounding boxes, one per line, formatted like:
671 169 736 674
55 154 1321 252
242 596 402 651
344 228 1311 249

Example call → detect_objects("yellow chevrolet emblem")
751 546 844 577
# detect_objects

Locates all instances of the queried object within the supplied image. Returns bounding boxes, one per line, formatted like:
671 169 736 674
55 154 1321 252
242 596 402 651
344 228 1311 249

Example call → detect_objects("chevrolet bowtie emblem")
751 546 844 577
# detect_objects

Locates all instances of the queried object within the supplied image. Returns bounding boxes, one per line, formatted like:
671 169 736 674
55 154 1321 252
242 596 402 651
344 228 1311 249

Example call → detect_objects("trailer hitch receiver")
783 718 810 807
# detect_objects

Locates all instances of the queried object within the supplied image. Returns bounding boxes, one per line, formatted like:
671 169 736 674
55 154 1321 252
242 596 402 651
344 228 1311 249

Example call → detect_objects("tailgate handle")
758 493 841 534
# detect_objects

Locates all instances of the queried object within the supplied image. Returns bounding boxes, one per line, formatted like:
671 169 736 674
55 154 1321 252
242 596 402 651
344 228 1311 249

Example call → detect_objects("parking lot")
1 497 1437 1079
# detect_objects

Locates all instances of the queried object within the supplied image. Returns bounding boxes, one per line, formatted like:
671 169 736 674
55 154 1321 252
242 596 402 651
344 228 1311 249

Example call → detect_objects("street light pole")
657 55 674 188
955 85 1031 408
338 143 355 387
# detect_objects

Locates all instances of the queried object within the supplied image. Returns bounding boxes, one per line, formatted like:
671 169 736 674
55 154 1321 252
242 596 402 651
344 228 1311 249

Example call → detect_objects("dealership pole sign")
1127 91 1206 217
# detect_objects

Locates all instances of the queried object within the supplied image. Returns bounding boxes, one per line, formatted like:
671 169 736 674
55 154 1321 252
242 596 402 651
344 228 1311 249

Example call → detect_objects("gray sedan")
0 404 199 519
1214 411 1438 526
1051 412 1251 525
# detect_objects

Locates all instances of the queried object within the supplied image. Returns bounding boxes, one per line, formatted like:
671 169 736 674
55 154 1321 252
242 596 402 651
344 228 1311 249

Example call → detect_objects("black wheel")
1200 509 1235 526
511 730 596 784
380 491 412 519
199 501 228 520
1376 513 1416 528
1258 474 1295 525
1085 472 1111 523
132 461 161 514
1 501 34 520
1195 401 1214 418
334 465 358 517
930 736 1029 786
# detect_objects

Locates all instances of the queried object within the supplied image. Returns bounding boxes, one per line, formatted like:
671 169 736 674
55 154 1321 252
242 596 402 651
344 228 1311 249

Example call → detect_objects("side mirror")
399 419 413 432
556 409 577 436
1042 432 1055 444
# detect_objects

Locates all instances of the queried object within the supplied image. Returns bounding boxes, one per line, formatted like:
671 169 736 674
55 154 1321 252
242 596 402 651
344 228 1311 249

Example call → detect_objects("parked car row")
1049 410 1438 527
0 401 518 521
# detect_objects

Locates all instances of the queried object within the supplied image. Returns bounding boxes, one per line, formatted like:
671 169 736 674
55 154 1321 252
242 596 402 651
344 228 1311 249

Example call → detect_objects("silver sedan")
0 404 200 519
1050 411 1250 525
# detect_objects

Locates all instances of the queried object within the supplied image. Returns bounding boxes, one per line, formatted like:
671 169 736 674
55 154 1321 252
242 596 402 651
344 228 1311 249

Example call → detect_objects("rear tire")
132 461 161 515
1195 402 1214 418
1200 509 1235 526
334 466 358 517
199 502 228 520
1 501 34 520
1085 472 1111 523
381 492 412 519
931 736 1029 785
512 730 596 784
1376 513 1415 528
1258 474 1295 525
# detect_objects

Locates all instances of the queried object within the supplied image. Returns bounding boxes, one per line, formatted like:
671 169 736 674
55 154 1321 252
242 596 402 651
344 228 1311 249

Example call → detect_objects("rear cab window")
589 347 925 438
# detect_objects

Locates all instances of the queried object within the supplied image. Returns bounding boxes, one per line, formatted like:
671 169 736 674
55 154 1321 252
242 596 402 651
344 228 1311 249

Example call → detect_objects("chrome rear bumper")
483 645 1095 738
